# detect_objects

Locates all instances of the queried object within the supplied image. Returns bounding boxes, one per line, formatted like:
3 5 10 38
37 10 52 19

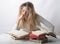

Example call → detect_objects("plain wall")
0 0 60 35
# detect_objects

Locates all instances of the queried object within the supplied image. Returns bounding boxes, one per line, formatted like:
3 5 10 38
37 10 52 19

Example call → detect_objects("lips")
23 14 29 18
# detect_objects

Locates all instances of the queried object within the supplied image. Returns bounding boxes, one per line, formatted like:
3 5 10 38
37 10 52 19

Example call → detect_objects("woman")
8 2 56 40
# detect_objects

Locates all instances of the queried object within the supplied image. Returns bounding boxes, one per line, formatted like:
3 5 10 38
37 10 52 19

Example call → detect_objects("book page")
8 29 29 36
32 30 48 36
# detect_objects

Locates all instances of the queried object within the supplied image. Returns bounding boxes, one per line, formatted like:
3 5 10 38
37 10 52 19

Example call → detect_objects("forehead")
22 6 28 10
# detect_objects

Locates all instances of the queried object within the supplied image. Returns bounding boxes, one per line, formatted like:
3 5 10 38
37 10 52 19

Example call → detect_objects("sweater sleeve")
12 23 20 30
37 15 54 32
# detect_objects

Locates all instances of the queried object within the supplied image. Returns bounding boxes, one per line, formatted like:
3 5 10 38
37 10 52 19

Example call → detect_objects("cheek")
21 11 25 15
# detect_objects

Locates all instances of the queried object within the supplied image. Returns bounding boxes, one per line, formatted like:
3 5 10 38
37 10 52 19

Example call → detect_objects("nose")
25 11 27 14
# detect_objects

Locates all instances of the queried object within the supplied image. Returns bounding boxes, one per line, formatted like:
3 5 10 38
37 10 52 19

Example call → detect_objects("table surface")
0 33 60 44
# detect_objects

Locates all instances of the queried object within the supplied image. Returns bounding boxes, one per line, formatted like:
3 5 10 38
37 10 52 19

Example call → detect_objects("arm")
14 14 24 30
12 23 20 30
37 14 54 32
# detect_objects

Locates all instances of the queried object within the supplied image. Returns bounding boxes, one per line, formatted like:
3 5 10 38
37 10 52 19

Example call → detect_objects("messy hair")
17 2 38 31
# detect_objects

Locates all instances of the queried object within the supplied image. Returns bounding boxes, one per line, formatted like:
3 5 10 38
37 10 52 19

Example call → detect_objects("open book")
7 25 56 39
31 25 48 36
7 29 29 38
31 25 56 38
32 30 48 36
31 30 56 38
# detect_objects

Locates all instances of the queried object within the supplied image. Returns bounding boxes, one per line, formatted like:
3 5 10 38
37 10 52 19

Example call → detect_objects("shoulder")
35 13 41 22
35 13 41 19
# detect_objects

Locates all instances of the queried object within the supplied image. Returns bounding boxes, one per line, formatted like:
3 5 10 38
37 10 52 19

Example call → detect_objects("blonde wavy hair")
17 2 38 31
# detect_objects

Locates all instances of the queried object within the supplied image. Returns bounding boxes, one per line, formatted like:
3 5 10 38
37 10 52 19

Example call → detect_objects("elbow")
50 24 55 32
52 25 55 32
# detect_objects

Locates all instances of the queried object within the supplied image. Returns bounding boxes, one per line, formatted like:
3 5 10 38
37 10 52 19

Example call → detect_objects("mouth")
23 14 29 17
23 14 29 21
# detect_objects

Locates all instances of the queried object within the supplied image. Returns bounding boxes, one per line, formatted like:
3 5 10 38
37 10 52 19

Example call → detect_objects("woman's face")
21 6 29 18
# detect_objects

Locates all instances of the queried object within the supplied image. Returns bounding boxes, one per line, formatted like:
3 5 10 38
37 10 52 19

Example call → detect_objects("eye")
22 10 25 12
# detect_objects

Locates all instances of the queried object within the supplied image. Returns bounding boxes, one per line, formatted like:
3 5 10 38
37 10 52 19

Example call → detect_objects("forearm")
36 25 48 33
37 15 54 32
40 16 54 32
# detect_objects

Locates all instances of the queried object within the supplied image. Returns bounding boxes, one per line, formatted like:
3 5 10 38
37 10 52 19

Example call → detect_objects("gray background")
0 0 60 35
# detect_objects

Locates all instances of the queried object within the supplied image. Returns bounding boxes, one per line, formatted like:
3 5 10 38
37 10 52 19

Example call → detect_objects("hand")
48 32 57 38
19 15 23 19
